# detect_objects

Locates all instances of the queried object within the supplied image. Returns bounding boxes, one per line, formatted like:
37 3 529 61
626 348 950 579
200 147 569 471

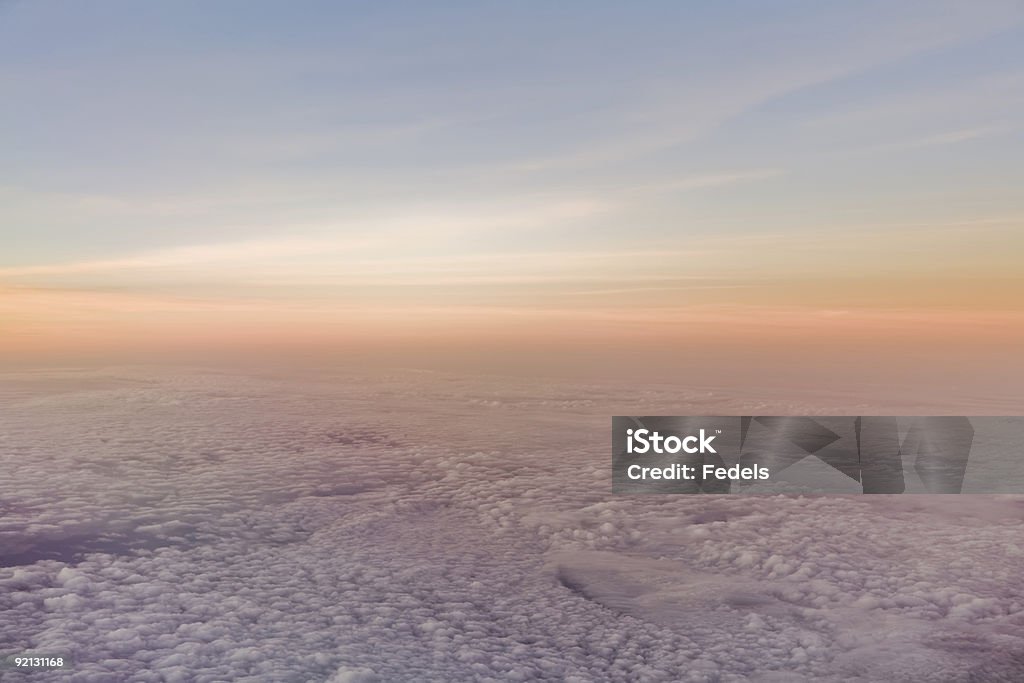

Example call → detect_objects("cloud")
626 169 785 195
864 125 1012 153
1 368 1023 680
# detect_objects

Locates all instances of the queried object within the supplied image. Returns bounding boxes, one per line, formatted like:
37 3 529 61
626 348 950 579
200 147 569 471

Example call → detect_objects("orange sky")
2 2 1022 393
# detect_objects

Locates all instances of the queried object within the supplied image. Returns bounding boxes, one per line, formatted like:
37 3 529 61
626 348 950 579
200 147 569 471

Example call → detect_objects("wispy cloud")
0 237 370 277
625 169 784 195
865 125 1011 153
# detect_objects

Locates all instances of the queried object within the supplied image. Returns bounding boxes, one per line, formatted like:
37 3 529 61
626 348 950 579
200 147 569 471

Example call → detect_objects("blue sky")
1 1 1022 357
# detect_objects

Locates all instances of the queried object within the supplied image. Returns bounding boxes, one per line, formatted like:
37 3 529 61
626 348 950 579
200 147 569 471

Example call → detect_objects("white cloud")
1 368 1022 680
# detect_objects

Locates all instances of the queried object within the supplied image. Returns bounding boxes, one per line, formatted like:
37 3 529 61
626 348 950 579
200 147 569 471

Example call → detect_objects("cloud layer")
1 368 1023 681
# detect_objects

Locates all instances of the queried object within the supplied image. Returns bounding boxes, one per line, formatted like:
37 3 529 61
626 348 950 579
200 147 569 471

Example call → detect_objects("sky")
1 1 1023 383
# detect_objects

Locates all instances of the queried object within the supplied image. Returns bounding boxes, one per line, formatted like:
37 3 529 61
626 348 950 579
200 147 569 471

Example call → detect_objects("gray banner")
612 416 1023 494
